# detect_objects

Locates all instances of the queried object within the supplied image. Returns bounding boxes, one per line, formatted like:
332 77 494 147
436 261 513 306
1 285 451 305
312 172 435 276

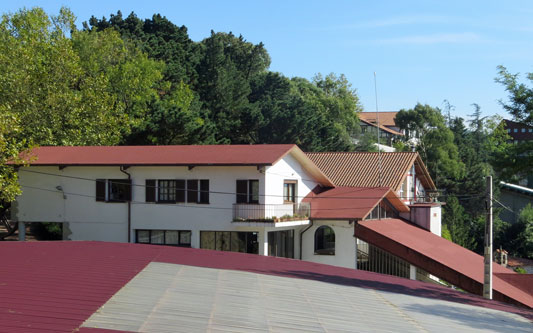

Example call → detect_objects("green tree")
514 204 533 259
443 196 476 250
496 65 533 126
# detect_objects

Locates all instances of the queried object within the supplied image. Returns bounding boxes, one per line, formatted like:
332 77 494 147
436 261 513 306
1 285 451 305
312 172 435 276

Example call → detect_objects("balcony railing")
232 202 310 222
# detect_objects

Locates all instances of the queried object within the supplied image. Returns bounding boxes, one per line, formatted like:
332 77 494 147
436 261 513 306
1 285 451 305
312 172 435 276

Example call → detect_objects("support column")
409 264 417 280
258 230 269 256
18 222 25 241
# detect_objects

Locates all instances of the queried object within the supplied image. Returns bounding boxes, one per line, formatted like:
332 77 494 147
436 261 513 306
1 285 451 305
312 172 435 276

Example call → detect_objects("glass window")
137 230 150 243
284 181 296 203
136 230 191 247
200 231 258 254
165 230 179 245
315 226 335 255
158 180 176 202
236 180 259 204
529 128 532 133
514 128 518 133
108 179 131 202
522 128 526 133
151 230 164 244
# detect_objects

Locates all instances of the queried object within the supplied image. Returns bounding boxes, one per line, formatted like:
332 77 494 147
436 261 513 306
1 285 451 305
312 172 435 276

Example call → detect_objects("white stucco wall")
301 220 355 269
14 152 319 249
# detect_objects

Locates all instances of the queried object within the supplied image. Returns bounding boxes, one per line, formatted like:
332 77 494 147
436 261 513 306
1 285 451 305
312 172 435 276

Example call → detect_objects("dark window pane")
180 231 191 246
176 179 186 202
236 180 247 203
231 232 246 253
199 180 209 204
151 230 164 244
108 179 131 202
217 231 231 251
187 180 198 203
137 230 150 243
315 226 335 255
201 231 215 250
247 232 259 254
249 180 259 203
165 230 179 245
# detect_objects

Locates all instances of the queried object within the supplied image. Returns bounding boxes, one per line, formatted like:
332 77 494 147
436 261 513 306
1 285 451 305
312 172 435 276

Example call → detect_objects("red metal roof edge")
355 219 533 309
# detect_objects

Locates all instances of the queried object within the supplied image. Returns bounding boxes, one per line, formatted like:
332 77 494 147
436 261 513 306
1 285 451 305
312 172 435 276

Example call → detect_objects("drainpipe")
120 166 131 243
299 220 313 260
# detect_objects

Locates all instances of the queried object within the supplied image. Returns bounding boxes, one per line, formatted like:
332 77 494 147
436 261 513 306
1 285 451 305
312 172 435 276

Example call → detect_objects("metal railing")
232 202 310 222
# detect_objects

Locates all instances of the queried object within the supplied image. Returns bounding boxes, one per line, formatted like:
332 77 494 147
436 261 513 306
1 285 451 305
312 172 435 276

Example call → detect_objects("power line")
18 168 484 201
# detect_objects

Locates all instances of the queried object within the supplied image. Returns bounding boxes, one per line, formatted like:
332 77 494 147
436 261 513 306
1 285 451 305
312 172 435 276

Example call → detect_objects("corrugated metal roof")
19 144 297 166
1 241 531 332
303 186 409 220
307 152 426 191
83 262 532 332
355 218 533 309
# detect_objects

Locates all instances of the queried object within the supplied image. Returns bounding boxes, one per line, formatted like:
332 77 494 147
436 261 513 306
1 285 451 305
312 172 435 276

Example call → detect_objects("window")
145 179 208 204
136 229 191 247
283 180 297 203
514 128 518 133
314 226 335 255
236 180 259 204
529 128 532 133
268 230 294 258
366 200 399 220
522 128 526 133
96 179 132 202
507 128 511 133
200 231 258 254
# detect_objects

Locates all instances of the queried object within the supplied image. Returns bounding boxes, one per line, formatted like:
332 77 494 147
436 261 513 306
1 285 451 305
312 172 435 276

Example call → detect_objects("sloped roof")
20 144 297 166
359 111 399 127
355 218 533 309
2 241 531 332
360 118 404 136
307 152 436 191
303 186 409 220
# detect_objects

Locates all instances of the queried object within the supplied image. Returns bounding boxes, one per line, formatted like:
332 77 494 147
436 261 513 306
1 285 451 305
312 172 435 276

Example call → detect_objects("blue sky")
4 1 533 120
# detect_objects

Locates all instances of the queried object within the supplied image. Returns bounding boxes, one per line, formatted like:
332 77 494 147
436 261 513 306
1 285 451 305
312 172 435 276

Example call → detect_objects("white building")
13 145 440 271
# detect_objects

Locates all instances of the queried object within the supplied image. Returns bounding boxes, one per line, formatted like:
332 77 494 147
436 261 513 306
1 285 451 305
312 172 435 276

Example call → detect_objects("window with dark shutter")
96 179 106 201
146 179 156 202
199 179 209 204
187 179 198 203
236 180 247 203
108 179 131 202
176 179 186 203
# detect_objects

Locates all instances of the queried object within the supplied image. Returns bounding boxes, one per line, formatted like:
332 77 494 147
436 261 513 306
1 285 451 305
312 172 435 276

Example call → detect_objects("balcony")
232 202 310 226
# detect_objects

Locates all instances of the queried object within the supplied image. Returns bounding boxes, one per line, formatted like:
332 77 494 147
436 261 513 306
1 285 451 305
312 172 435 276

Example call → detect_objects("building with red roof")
10 144 532 309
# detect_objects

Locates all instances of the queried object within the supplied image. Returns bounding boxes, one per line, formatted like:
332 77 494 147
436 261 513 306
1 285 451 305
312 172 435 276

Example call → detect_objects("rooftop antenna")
374 72 383 219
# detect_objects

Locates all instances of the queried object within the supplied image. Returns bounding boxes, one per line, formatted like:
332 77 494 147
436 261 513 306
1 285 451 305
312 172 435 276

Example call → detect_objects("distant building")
358 111 404 149
503 119 533 144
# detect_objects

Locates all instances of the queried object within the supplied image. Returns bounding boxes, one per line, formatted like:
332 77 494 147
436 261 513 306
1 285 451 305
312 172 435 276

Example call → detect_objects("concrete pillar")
18 222 25 241
258 231 269 256
409 264 417 280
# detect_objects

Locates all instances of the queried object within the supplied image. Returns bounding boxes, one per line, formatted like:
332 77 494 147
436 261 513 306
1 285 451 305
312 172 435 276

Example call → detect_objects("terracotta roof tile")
307 152 435 191
359 112 398 127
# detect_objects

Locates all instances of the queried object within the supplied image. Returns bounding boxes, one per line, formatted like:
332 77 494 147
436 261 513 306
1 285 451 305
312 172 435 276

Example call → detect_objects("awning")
355 218 533 309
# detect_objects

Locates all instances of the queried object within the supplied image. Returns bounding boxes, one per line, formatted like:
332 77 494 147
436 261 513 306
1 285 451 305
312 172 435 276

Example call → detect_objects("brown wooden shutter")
96 179 106 201
124 179 132 201
236 180 247 203
199 179 209 204
187 180 198 203
176 179 186 202
146 179 156 202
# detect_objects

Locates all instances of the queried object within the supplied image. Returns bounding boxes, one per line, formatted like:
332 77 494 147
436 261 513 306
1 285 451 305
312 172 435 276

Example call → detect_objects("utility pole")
483 176 493 300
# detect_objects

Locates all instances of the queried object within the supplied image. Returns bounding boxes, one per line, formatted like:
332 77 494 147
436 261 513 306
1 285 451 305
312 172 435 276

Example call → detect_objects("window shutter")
236 180 247 203
146 179 156 202
96 179 106 201
176 179 186 202
187 180 198 203
124 179 132 201
199 179 209 204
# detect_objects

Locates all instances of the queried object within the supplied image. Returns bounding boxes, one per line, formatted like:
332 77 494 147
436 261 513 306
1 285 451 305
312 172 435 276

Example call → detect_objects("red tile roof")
307 152 436 191
1 241 531 332
355 218 533 309
360 118 404 136
303 187 409 220
19 144 298 166
359 112 399 127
